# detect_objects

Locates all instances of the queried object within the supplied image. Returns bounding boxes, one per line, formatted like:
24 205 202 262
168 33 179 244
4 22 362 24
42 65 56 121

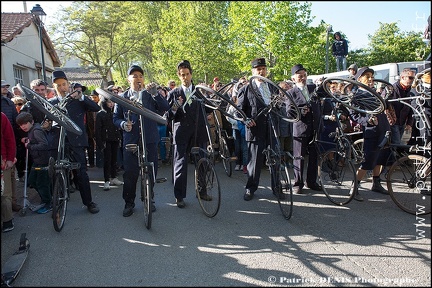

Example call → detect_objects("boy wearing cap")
113 65 169 217
49 70 101 214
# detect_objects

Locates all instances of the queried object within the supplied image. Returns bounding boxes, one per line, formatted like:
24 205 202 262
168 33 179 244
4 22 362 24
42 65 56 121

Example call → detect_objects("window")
13 67 24 85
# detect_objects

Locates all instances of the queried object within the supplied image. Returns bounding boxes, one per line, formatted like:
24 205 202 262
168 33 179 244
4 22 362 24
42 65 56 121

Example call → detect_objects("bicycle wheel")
140 167 153 229
195 158 221 218
195 85 249 122
319 150 357 205
275 159 293 220
17 84 82 135
322 77 385 115
352 139 365 165
373 79 394 100
387 155 431 215
96 88 167 126
52 171 68 232
248 75 300 123
219 136 233 177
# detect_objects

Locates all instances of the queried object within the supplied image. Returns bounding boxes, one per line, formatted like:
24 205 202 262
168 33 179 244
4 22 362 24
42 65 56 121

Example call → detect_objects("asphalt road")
1 160 431 287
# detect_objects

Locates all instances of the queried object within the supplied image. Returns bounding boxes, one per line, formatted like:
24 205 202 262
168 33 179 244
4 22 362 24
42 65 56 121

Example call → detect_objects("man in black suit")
167 60 213 208
237 57 282 201
49 70 101 213
113 65 169 217
286 64 322 194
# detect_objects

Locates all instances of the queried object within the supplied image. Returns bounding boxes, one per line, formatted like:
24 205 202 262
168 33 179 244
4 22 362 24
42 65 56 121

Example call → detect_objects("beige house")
1 12 61 86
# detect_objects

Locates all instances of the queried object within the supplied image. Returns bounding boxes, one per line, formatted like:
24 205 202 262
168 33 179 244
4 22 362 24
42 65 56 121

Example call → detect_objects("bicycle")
96 88 168 229
383 68 431 215
17 84 83 232
245 75 301 219
173 85 226 217
315 77 386 205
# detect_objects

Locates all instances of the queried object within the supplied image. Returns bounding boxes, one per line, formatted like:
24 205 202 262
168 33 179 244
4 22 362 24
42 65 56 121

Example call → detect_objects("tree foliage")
48 1 429 87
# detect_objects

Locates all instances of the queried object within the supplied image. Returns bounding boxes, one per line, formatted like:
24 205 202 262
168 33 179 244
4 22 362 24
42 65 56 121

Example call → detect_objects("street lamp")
325 25 333 74
30 4 47 82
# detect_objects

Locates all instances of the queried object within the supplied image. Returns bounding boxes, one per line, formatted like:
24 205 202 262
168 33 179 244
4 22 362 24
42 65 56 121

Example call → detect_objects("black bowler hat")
355 67 374 81
52 70 68 82
291 64 306 75
72 82 87 92
251 58 266 68
127 65 144 75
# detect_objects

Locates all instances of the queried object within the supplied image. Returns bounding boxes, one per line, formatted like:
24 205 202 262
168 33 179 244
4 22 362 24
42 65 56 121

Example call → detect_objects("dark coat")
27 123 49 165
49 95 100 147
389 81 415 127
167 85 213 145
95 100 121 149
287 84 321 137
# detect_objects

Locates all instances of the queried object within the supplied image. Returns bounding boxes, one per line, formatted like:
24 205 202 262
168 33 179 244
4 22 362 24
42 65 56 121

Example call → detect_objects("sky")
1 1 430 51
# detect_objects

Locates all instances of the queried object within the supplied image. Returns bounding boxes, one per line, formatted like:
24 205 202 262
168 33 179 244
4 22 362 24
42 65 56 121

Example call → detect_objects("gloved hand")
146 82 158 96
121 121 133 132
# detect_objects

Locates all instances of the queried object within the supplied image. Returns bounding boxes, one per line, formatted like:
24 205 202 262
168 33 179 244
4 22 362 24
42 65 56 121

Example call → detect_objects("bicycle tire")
248 75 300 123
322 77 385 115
195 85 249 122
275 160 293 220
373 79 395 100
352 139 365 165
386 154 431 215
17 84 82 135
319 150 357 206
96 88 167 126
220 136 233 177
52 171 68 232
141 169 152 229
195 158 221 218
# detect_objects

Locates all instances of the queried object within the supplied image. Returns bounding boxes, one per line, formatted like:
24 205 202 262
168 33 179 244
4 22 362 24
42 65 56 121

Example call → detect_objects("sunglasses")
2 85 10 88
406 76 415 80
16 103 24 106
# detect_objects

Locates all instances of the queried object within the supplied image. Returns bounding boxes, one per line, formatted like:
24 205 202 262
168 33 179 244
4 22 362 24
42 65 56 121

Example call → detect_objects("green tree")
49 1 151 87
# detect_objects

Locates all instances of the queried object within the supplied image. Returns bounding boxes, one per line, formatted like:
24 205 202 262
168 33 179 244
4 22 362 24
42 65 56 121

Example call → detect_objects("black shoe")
87 202 99 214
244 189 254 201
371 184 389 195
199 194 212 201
2 220 14 233
306 183 322 191
123 202 135 217
176 198 185 208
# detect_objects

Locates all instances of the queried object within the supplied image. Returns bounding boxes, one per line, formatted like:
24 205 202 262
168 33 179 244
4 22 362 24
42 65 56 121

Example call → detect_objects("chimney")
23 1 27 13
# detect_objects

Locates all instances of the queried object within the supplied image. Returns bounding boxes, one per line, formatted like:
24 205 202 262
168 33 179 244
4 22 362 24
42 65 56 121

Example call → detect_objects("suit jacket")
49 95 100 147
236 81 278 141
113 89 169 146
167 85 213 145
287 84 321 137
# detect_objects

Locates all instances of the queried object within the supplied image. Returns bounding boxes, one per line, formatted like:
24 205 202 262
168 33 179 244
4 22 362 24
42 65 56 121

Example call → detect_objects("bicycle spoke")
276 161 293 220
195 158 221 218
52 172 67 232
387 155 431 215
319 150 357 206
322 77 385 115
248 75 300 123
